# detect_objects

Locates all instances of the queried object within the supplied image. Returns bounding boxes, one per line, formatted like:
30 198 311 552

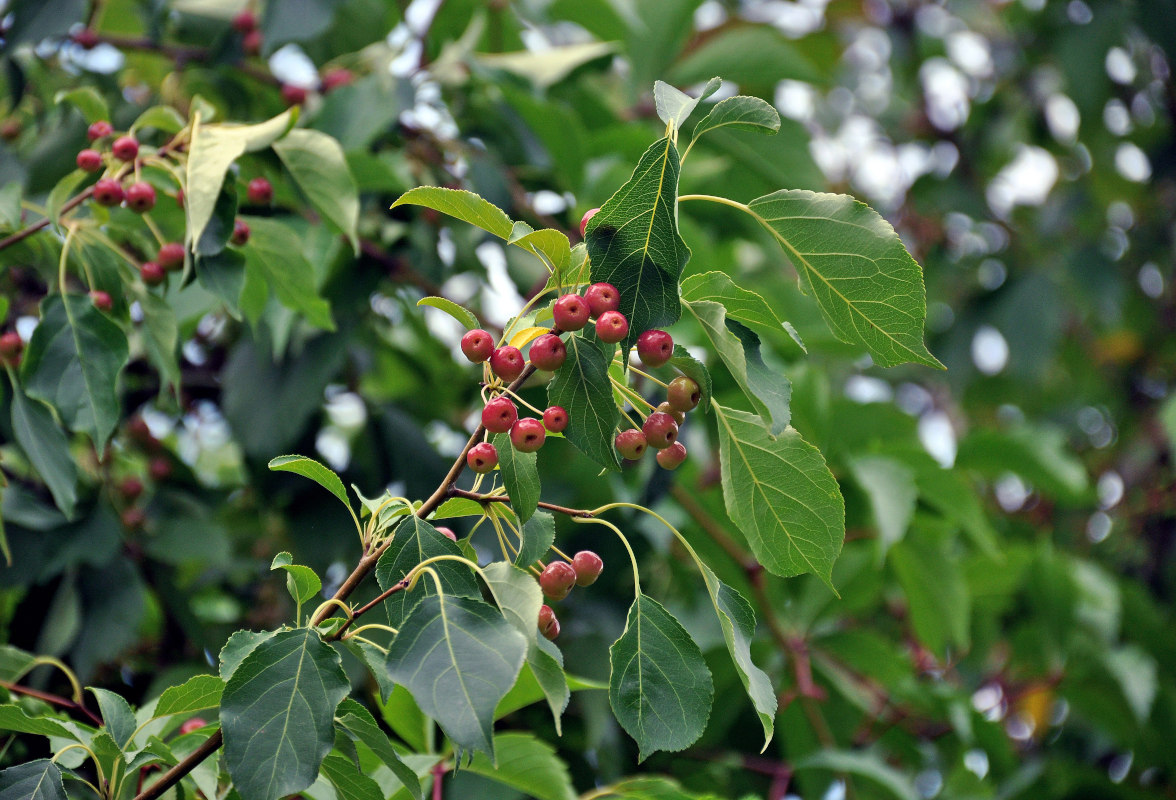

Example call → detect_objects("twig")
447 487 594 518
0 680 103 727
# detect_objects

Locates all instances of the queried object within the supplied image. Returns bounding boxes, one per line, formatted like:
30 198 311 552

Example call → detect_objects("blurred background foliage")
0 0 1173 798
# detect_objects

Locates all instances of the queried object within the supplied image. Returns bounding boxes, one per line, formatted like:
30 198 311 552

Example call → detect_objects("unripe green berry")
667 376 701 412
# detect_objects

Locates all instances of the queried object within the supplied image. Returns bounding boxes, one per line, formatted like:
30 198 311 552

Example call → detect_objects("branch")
0 680 103 727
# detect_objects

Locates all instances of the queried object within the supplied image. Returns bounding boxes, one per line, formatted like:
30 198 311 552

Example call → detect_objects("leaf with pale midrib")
335 698 422 799
391 187 513 239
21 293 129 449
547 332 620 470
492 433 540 522
0 759 66 800
385 594 526 761
468 732 577 800
273 128 359 252
374 516 480 627
714 403 844 586
9 386 77 518
745 190 942 369
515 511 555 568
220 627 349 800
152 674 224 720
586 136 690 363
609 594 713 760
690 94 781 143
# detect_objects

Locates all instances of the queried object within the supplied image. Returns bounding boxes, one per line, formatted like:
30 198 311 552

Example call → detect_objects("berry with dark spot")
529 333 566 371
542 406 568 433
90 290 113 312
510 418 546 452
552 294 590 331
667 376 701 412
595 310 628 343
580 207 599 238
481 396 518 433
231 219 250 245
614 429 647 460
467 442 498 473
87 120 113 141
140 261 166 286
538 605 559 640
112 135 139 162
125 182 156 213
93 178 124 207
642 411 679 449
584 282 619 318
247 177 273 205
460 329 494 363
636 329 673 367
489 345 525 381
539 561 577 601
157 242 185 270
656 441 687 470
77 149 102 171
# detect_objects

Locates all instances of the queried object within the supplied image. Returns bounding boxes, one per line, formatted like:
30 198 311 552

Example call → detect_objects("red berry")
481 396 518 433
0 120 20 141
539 561 577 601
636 329 673 367
112 135 139 162
467 442 498 473
321 67 354 92
584 282 619 318
121 507 146 530
510 418 546 453
572 550 603 586
231 219 251 246
642 412 678 450
90 290 113 312
242 29 262 55
175 189 185 208
281 84 309 106
72 29 99 49
231 10 257 32
76 149 102 172
667 376 701 412
489 345 525 382
595 310 628 343
125 181 156 213
0 331 23 367
179 717 207 735
528 333 566 371
92 178 123 207
655 401 685 425
460 329 494 363
435 526 458 542
87 120 113 141
538 604 559 640
552 294 590 331
149 457 172 481
157 242 185 270
580 207 600 238
119 477 144 500
140 261 166 286
614 429 647 460
542 406 568 433
247 177 273 205
656 441 687 470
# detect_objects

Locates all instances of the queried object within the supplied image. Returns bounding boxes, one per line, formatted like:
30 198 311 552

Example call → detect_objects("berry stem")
571 516 640 597
610 377 655 415
447 487 594 518
626 364 670 389
495 385 546 417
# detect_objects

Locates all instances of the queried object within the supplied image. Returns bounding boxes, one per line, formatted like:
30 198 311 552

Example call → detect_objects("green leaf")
0 183 20 231
46 171 87 235
152 674 225 720
682 301 790 433
690 95 781 144
482 562 569 733
416 296 479 330
270 552 323 606
586 136 690 362
745 190 942 369
492 433 540 522
241 217 334 330
669 25 822 88
130 288 181 388
185 108 297 249
849 456 917 561
609 594 713 761
0 645 35 683
515 510 555 568
547 332 620 470
431 497 485 520
320 752 384 800
890 530 969 655
374 516 480 627
666 345 713 413
21 293 129 449
467 732 576 800
89 687 136 748
679 271 788 338
54 87 109 124
340 638 396 703
219 629 275 681
194 183 238 258
385 594 527 761
653 77 721 133
391 187 514 240
9 384 77 518
697 564 775 748
273 129 360 252
714 403 844 585
0 759 66 800
507 225 572 275
956 426 1090 503
796 750 919 800
220 627 349 800
268 454 353 511
131 105 187 134
196 248 246 315
335 699 422 800
0 705 79 740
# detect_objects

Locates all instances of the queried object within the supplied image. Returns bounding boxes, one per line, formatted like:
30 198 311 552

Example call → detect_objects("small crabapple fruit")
242 29 262 55
435 526 458 542
655 401 685 425
460 329 494 363
125 182 156 213
510 418 546 452
72 29 99 49
667 376 701 412
231 10 257 32
489 345 525 381
584 282 619 318
76 149 102 172
642 411 679 449
140 261 166 286
157 242 185 270
529 333 566 371
179 717 207 735
481 396 518 433
149 457 172 481
580 208 599 238
231 219 250 246
636 329 673 367
614 429 647 460
572 551 603 586
92 178 124 207
90 290 113 312
247 177 273 205
121 507 146 530
281 84 308 106
539 561 577 601
321 68 354 92
538 605 559 640
552 294 590 331
542 406 568 433
120 477 144 501
112 135 139 162
467 442 498 473
0 332 23 366
656 441 687 470
87 120 113 141
595 310 629 343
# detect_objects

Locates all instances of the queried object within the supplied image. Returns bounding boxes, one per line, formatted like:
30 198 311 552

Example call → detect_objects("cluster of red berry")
78 124 155 213
115 416 176 532
231 9 263 56
615 374 699 470
536 550 602 640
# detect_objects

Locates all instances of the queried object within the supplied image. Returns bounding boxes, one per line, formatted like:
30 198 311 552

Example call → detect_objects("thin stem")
496 385 547 417
335 579 409 638
448 487 594 518
610 378 654 416
572 516 640 596
677 194 750 213
343 623 399 639
627 364 670 389
0 680 102 727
